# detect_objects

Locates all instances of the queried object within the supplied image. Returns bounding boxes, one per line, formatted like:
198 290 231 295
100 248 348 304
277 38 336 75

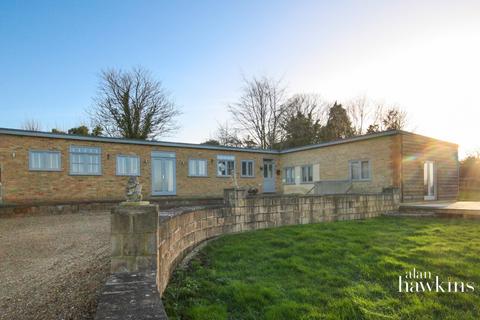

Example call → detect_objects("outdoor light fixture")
11 152 15 158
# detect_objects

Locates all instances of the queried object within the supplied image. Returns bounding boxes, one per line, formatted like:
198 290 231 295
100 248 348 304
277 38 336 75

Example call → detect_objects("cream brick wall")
280 135 397 194
0 131 458 204
0 134 280 204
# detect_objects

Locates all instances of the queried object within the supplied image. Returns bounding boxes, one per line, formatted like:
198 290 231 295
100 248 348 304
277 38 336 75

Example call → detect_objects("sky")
0 0 479 157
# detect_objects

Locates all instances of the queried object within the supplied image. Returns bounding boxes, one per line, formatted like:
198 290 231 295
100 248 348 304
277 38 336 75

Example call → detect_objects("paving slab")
94 272 168 320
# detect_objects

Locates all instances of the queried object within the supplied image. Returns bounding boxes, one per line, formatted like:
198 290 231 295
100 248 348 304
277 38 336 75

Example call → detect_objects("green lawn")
163 217 480 320
460 190 480 201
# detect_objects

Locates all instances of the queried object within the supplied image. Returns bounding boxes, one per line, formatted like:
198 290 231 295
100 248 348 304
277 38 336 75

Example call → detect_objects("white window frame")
240 160 255 177
69 145 102 176
350 159 371 181
29 150 62 171
188 158 208 177
284 167 295 184
301 165 313 183
217 155 235 177
116 155 140 176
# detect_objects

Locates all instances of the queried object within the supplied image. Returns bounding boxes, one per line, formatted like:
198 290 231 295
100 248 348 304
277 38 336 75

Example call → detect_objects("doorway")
263 159 275 193
151 152 176 196
424 161 436 200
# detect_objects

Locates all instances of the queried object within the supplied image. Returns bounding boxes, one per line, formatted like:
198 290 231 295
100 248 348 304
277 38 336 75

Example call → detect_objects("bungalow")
0 127 458 204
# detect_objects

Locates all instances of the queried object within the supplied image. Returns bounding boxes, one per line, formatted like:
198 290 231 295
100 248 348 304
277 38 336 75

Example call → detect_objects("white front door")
424 161 436 200
263 160 275 193
151 152 176 196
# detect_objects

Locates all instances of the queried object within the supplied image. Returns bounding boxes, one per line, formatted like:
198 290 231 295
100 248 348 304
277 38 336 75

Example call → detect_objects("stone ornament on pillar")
122 176 150 206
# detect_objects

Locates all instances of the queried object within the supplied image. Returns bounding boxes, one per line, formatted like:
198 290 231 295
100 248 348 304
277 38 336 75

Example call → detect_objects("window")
217 155 235 177
241 160 254 177
301 165 313 183
29 150 61 171
116 155 140 176
70 146 101 175
284 167 295 184
350 160 370 180
189 159 208 177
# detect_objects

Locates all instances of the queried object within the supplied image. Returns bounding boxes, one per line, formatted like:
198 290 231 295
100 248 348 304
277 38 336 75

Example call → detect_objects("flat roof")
0 127 457 154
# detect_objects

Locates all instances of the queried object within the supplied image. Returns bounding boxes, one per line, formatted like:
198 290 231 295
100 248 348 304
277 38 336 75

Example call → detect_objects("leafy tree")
201 139 221 146
281 111 322 148
51 128 66 134
91 67 180 139
366 123 380 134
460 153 480 180
320 102 354 141
91 125 103 136
366 106 408 133
382 108 407 130
68 125 90 136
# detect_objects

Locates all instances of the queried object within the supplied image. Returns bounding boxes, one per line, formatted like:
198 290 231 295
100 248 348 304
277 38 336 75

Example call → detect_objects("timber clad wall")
401 133 459 202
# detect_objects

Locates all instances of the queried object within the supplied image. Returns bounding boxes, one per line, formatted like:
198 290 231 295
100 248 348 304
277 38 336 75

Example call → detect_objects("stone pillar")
224 188 247 207
110 204 158 273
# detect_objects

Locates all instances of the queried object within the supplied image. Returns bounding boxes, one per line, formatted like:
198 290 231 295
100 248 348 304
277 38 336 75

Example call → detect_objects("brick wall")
401 133 459 202
156 188 400 295
280 135 398 194
0 134 279 204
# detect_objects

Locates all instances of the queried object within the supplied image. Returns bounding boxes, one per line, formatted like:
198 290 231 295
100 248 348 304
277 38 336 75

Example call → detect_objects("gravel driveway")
0 211 110 320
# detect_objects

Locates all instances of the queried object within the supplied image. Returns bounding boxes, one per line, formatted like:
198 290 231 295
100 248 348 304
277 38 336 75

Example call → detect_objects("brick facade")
280 135 397 194
0 129 458 204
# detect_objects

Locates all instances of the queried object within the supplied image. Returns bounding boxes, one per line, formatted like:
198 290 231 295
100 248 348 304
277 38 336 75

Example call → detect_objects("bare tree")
215 122 244 147
283 93 329 126
21 118 42 131
347 95 371 135
90 67 180 140
228 76 286 149
366 104 408 133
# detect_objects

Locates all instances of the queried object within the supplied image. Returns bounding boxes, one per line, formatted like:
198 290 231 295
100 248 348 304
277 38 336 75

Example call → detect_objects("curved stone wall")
156 189 399 295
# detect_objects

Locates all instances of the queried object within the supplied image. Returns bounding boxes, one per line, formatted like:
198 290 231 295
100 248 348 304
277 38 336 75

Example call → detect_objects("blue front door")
263 160 275 193
151 152 176 196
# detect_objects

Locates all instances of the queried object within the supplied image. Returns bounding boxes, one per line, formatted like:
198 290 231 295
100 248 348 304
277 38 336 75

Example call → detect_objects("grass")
163 217 480 320
459 190 480 201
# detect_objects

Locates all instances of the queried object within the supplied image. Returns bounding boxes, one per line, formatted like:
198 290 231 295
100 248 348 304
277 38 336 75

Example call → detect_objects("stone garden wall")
156 188 400 295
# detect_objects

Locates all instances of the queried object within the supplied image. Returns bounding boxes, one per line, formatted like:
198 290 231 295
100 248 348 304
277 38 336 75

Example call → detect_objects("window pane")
351 162 360 180
199 160 206 176
227 160 235 175
117 155 139 176
189 159 207 176
29 151 61 171
301 165 312 182
70 146 101 175
361 161 370 179
217 160 226 176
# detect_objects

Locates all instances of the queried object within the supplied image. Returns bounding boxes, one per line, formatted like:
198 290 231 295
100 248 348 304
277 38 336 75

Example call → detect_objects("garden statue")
125 176 143 202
